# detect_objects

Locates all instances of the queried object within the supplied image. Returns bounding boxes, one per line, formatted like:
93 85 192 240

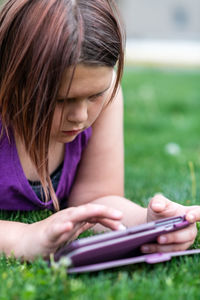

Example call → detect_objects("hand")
141 194 199 253
22 203 124 260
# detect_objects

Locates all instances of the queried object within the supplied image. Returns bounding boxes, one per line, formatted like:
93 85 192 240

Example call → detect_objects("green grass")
1 67 200 300
123 67 200 207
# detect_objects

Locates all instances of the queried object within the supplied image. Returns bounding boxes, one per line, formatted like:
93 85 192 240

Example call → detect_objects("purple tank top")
0 122 92 211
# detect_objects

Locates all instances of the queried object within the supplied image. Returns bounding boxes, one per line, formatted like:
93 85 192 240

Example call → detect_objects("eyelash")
56 99 65 104
56 93 104 104
88 93 104 102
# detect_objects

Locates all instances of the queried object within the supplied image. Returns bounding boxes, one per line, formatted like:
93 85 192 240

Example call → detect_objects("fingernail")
118 224 126 231
154 193 164 197
66 222 73 230
153 202 164 209
159 236 167 244
187 214 195 222
141 246 150 253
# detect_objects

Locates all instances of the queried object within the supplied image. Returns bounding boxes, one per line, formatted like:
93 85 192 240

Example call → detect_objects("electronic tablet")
54 215 189 268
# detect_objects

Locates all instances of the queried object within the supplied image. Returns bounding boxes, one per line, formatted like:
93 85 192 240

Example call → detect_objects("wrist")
2 222 29 259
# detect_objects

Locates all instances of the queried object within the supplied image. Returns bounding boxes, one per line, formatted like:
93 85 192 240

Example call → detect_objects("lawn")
1 67 200 300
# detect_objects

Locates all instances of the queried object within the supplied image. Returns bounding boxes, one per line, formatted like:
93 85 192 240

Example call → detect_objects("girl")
0 0 199 261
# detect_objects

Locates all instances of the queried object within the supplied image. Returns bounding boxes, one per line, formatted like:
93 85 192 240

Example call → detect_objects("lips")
61 129 82 136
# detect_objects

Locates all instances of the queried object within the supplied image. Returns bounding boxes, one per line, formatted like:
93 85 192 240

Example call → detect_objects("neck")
15 134 65 181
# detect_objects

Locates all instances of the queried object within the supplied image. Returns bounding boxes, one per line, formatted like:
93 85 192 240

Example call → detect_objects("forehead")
58 64 113 98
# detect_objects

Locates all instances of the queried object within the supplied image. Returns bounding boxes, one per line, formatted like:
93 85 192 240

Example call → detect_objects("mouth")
61 129 83 136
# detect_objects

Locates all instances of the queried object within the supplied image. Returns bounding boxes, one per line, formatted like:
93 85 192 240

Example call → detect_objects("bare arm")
0 220 28 257
66 85 198 255
68 86 147 228
0 204 124 260
69 86 125 201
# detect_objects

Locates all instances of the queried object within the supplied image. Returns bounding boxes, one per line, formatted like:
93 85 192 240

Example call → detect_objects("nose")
66 99 88 124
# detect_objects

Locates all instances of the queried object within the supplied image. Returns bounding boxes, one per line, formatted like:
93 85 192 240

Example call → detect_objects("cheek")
51 108 62 135
88 98 107 122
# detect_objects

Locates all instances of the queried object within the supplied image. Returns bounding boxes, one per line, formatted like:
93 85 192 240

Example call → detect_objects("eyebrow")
57 86 110 101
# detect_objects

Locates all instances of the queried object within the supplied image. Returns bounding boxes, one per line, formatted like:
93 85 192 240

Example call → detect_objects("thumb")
150 194 170 213
148 194 185 222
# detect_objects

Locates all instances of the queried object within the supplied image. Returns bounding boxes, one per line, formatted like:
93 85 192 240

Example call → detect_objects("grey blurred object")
116 0 200 66
116 0 200 40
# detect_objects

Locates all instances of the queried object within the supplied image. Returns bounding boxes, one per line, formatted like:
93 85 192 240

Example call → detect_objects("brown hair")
0 0 125 211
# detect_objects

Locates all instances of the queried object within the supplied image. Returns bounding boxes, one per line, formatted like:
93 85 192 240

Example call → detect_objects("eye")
89 92 104 102
56 98 65 104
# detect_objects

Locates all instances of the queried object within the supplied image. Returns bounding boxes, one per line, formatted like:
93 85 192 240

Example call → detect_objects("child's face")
50 64 114 144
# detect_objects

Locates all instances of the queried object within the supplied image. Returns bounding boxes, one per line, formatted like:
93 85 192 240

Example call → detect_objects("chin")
59 136 77 144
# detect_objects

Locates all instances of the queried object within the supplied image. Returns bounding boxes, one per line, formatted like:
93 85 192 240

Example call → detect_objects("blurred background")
114 0 200 205
0 0 199 203
116 0 200 67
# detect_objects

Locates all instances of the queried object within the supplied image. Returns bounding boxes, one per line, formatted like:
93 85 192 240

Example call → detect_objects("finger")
150 194 168 213
54 221 88 245
86 217 126 231
58 222 95 246
48 221 74 242
149 194 183 218
157 224 197 245
70 222 94 238
68 204 123 223
68 223 94 242
141 241 193 254
78 222 94 233
186 207 200 223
